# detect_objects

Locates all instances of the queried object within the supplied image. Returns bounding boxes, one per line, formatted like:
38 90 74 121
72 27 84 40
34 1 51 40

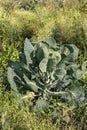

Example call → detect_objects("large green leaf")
53 68 66 80
36 47 44 63
23 74 39 93
37 42 49 58
24 38 34 64
64 86 85 106
47 58 56 73
19 52 26 64
39 58 48 73
62 44 79 61
49 49 61 63
73 69 83 79
56 77 73 91
7 67 18 92
41 44 49 58
8 61 31 81
46 37 57 48
33 98 49 112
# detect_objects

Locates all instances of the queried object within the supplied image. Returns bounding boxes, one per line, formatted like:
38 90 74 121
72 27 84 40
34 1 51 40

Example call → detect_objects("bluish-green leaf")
46 37 57 48
7 67 18 92
47 58 56 73
23 74 39 93
39 58 48 73
62 44 79 61
24 38 34 64
36 47 44 62
73 69 83 79
33 98 49 112
53 68 66 80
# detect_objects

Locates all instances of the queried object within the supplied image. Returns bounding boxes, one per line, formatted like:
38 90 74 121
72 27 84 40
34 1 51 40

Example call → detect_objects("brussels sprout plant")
7 37 87 112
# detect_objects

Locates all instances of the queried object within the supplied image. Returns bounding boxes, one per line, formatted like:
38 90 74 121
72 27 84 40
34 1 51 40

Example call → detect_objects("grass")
0 4 86 70
0 2 86 42
0 88 58 130
0 87 86 130
0 0 87 129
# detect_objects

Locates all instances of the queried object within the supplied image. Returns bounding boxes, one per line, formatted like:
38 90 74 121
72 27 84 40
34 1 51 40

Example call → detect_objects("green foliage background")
0 0 87 129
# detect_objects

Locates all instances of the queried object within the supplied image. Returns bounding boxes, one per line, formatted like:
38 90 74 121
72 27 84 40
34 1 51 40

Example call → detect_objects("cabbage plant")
7 37 87 111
